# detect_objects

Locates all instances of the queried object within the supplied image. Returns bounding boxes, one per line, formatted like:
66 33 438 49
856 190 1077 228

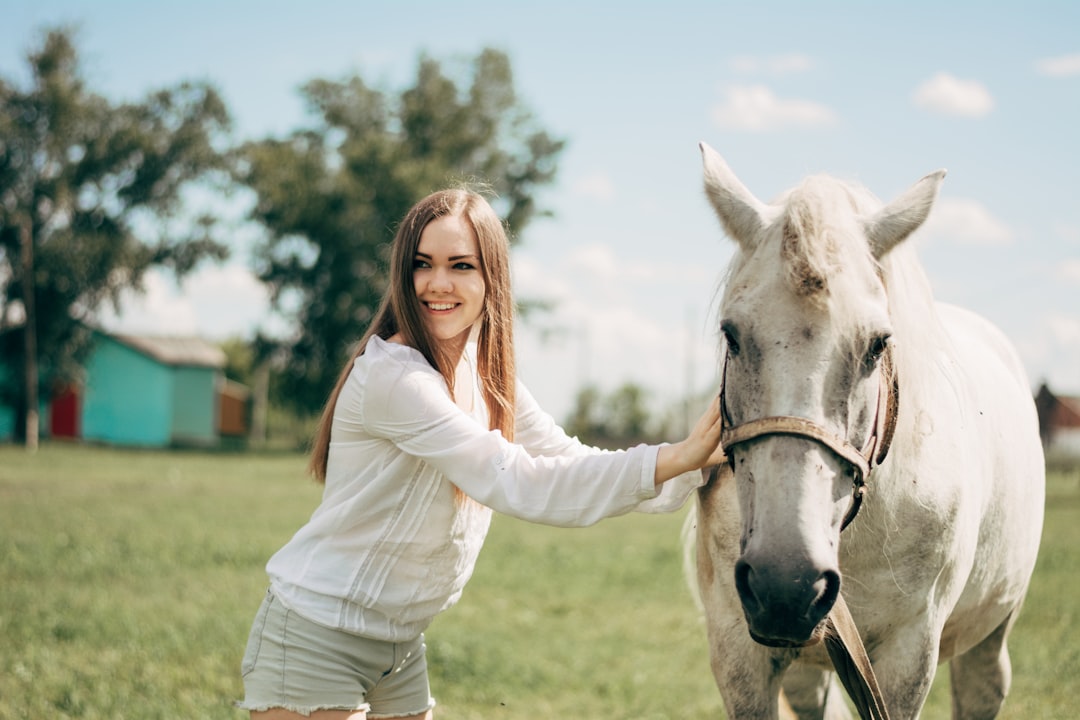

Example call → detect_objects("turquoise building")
1 331 247 447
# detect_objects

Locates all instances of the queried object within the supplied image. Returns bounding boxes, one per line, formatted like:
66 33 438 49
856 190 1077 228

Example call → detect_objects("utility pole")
685 305 695 437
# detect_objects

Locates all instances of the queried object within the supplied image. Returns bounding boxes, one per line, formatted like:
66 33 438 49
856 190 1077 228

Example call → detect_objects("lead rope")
825 350 898 720
825 351 894 716
825 595 892 720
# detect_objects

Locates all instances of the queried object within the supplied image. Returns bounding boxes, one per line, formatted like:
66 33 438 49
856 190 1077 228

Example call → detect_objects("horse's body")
692 144 1044 719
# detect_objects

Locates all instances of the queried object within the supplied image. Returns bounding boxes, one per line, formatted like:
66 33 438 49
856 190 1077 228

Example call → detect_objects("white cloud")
183 264 277 338
572 172 616 201
512 253 574 302
563 243 720 288
566 244 620 282
1015 313 1080 394
730 53 814 75
511 245 724 423
921 197 1013 246
1047 313 1080 345
1060 259 1080 283
99 270 200 335
711 85 837 132
912 73 994 117
1053 222 1080 244
1035 53 1080 77
99 263 278 340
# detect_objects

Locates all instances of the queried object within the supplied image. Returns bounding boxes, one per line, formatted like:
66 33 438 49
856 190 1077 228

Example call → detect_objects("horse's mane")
779 176 868 301
723 175 880 305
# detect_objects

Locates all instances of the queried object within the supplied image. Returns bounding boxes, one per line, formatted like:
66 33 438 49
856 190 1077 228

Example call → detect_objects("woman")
237 188 724 719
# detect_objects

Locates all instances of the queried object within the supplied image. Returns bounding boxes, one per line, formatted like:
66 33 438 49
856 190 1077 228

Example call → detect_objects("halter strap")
719 346 898 532
722 416 872 479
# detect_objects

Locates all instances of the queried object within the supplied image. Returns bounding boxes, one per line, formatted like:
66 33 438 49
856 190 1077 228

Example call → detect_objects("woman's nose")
429 268 453 292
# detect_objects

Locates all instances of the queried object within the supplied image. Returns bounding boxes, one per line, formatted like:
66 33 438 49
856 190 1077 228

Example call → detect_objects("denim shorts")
237 590 435 718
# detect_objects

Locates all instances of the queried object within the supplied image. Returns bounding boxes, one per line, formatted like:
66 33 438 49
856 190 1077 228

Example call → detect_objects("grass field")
1 444 1076 719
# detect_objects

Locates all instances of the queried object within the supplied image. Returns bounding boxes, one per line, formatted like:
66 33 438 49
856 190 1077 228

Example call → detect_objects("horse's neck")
883 247 953 409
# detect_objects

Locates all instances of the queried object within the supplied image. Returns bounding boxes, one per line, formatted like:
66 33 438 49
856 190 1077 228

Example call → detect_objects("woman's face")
413 214 486 351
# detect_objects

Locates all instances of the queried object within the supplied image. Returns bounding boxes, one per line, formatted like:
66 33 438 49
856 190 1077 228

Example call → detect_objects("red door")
50 385 81 438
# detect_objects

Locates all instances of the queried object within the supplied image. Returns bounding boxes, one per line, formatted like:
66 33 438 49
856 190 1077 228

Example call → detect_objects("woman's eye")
453 262 476 271
412 259 430 270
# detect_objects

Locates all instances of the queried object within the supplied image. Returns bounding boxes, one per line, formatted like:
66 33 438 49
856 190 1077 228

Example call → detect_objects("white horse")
691 143 1045 719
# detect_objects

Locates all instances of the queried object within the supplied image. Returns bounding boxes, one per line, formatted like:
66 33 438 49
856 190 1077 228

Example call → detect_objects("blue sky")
5 1 1079 425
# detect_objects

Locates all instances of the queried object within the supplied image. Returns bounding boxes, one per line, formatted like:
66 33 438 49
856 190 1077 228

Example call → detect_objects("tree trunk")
249 360 270 448
20 215 38 452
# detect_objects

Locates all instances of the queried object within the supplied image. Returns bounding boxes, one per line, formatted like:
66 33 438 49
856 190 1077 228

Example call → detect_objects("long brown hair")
308 188 517 482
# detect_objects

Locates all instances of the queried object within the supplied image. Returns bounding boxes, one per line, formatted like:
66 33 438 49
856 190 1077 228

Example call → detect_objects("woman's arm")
361 364 655 526
512 379 726 487
360 353 723 526
654 396 725 485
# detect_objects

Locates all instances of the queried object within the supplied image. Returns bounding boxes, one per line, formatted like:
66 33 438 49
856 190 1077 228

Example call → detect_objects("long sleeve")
361 352 660 527
634 467 706 513
512 379 705 514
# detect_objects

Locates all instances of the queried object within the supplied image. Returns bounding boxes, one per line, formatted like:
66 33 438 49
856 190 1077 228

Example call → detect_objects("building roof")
109 333 227 369
1054 394 1080 429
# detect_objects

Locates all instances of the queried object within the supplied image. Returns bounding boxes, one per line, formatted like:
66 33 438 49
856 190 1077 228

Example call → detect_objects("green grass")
0 444 1076 719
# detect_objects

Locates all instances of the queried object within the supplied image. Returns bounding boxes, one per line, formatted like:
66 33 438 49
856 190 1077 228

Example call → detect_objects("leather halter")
719 346 899 531
716 346 900 720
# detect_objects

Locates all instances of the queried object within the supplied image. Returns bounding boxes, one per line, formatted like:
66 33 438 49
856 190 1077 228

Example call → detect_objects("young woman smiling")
237 188 724 720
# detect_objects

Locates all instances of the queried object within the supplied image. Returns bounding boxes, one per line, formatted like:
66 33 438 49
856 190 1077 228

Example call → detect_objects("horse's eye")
865 334 891 367
721 322 741 357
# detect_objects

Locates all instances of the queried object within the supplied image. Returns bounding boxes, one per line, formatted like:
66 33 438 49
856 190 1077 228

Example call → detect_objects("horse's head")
700 142 945 647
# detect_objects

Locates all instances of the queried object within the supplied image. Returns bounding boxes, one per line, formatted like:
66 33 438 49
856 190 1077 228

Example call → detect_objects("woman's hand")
654 395 726 485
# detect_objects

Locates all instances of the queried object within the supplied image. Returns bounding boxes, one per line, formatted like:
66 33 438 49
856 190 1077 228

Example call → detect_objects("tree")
565 384 607 444
606 383 653 441
564 382 662 447
235 48 564 415
0 27 233 445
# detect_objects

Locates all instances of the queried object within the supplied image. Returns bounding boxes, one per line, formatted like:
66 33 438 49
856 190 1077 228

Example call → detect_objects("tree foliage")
235 49 564 415
565 382 664 447
0 27 232 437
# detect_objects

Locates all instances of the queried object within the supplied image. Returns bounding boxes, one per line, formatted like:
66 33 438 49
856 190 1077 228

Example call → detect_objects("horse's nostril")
734 559 759 612
807 569 841 622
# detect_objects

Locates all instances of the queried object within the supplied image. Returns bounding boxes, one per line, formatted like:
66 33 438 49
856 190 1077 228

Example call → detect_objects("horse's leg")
858 631 941 719
696 475 791 719
704 626 791 719
782 665 852 720
699 536 786 718
949 610 1016 720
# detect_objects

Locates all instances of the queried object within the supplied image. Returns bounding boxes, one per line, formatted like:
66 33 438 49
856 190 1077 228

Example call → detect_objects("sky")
4 0 1079 426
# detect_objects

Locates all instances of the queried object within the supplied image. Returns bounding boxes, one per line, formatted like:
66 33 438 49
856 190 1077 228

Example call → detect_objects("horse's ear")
701 142 769 251
865 169 947 259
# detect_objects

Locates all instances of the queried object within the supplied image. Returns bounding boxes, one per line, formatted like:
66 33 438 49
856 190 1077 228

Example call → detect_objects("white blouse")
266 336 702 642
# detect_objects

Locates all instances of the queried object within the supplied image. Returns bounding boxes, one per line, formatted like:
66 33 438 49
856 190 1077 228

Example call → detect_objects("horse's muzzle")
734 558 840 647
748 623 829 649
